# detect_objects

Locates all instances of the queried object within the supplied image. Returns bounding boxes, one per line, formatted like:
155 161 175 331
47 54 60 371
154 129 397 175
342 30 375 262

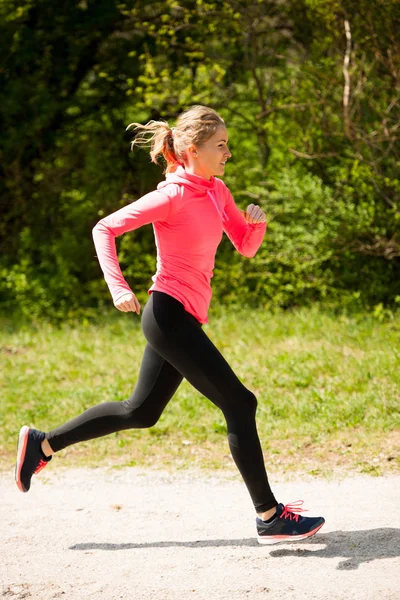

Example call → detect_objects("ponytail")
126 120 181 174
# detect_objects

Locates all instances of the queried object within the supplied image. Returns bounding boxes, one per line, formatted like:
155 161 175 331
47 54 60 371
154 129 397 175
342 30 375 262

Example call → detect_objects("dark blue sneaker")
257 500 325 545
15 426 52 493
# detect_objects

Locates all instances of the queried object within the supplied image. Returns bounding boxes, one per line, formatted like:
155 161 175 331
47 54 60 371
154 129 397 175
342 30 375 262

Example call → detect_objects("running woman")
15 105 325 544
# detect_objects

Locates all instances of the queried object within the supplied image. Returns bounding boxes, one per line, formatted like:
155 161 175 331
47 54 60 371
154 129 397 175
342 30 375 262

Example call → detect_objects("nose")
225 148 232 159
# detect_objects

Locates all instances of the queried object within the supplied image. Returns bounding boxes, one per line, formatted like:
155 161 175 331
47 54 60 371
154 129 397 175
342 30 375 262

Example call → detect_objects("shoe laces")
34 459 48 474
280 500 308 522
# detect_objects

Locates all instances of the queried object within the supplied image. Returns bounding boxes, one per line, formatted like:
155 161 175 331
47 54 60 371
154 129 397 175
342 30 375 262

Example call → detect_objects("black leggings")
46 292 277 512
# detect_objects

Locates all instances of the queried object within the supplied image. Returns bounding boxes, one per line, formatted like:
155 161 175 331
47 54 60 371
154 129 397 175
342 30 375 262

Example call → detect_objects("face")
189 126 232 180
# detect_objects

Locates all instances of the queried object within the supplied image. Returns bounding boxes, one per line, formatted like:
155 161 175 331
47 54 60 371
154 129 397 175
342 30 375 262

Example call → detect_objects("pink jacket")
92 167 266 323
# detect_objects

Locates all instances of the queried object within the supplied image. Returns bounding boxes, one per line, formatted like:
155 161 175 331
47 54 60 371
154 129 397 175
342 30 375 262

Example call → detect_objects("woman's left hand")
243 203 266 224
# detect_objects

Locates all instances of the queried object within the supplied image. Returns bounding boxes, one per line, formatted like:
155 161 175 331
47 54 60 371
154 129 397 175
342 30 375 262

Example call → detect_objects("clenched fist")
114 292 141 314
242 203 266 224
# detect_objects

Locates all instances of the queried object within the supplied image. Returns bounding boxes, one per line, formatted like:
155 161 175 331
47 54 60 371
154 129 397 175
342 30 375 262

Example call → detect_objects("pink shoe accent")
258 521 324 545
34 459 48 474
280 500 308 522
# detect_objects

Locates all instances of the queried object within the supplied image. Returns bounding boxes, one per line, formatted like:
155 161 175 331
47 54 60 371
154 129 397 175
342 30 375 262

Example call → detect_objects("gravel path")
1 467 400 600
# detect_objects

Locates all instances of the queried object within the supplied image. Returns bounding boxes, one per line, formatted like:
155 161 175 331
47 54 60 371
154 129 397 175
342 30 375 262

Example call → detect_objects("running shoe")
257 500 325 545
15 426 52 493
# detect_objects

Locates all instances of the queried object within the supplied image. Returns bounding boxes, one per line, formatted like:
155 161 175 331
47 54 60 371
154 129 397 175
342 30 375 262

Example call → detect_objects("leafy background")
1 0 399 320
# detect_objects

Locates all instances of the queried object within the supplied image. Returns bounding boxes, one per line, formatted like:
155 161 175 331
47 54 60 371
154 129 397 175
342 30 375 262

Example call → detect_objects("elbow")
92 220 100 235
92 219 106 238
241 248 258 258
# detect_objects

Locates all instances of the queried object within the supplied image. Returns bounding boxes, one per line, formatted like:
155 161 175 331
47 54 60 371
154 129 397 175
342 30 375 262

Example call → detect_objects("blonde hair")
126 105 225 174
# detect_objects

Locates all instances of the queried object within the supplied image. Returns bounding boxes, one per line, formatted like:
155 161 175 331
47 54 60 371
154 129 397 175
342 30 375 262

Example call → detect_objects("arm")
92 190 171 307
222 188 266 258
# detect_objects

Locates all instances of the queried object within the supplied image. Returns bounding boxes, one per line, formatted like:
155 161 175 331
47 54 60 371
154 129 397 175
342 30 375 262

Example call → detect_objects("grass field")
1 306 399 478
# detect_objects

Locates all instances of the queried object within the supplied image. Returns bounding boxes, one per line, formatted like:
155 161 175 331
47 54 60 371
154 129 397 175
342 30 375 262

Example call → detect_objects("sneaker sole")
257 521 325 545
15 426 30 493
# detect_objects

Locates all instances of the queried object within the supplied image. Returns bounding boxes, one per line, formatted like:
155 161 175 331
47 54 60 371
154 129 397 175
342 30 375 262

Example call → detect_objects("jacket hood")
157 166 217 194
157 166 228 222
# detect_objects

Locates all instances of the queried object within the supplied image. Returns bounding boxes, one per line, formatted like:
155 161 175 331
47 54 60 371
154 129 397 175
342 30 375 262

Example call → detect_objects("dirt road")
1 467 399 599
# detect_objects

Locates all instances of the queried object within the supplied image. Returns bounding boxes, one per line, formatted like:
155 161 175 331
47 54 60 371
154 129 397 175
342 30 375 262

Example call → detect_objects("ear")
187 144 198 158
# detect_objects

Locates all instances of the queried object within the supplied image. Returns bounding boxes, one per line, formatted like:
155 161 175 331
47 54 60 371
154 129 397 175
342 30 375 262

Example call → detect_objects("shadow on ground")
268 528 400 570
69 528 400 570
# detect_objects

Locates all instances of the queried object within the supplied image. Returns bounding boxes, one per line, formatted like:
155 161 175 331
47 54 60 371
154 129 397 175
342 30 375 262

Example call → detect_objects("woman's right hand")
114 292 141 315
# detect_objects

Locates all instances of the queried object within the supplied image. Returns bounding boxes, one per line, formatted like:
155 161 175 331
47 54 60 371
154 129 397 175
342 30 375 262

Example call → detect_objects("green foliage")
0 0 399 319
214 165 337 307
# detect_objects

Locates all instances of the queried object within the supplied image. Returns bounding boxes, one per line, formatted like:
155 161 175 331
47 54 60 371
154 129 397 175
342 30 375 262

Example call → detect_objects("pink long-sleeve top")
92 167 266 324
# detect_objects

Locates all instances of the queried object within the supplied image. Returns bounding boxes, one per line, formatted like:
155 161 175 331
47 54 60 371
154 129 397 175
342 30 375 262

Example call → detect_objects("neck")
184 164 212 181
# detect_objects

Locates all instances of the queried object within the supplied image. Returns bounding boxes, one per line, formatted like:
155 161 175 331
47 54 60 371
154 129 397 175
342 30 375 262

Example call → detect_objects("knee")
133 412 160 429
122 402 161 429
242 389 258 418
227 388 258 422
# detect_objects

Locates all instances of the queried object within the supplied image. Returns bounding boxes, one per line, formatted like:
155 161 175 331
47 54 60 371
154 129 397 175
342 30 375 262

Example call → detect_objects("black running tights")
46 292 277 512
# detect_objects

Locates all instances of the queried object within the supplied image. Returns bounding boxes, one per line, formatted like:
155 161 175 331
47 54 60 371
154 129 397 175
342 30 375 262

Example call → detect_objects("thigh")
142 293 253 419
125 342 184 420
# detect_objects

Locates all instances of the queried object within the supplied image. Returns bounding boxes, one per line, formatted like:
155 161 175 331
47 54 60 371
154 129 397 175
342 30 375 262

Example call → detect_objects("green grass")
1 306 399 477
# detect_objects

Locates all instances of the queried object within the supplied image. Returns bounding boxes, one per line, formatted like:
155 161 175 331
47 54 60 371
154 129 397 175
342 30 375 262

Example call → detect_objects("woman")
15 105 325 544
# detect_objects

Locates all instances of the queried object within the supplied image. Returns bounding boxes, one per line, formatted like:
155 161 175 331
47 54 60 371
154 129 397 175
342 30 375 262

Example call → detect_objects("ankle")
258 506 277 521
41 438 54 457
